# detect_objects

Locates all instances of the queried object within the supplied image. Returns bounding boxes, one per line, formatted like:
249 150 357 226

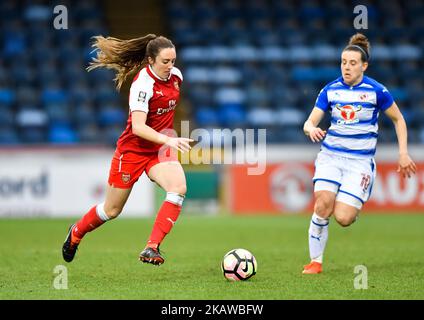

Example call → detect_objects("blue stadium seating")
167 0 424 143
0 0 123 145
0 0 423 145
48 124 79 144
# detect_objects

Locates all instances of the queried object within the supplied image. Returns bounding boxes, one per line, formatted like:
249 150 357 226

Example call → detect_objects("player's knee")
104 205 123 219
167 183 186 196
334 215 354 227
314 197 334 218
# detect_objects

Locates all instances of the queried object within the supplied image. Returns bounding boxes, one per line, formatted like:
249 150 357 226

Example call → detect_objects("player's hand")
165 137 194 153
307 127 327 143
397 153 417 178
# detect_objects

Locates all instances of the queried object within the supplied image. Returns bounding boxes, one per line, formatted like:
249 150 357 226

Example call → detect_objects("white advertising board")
0 148 154 217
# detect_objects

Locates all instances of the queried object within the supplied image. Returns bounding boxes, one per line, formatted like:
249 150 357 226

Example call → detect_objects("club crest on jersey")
359 93 368 101
174 80 179 91
335 104 362 124
121 173 131 184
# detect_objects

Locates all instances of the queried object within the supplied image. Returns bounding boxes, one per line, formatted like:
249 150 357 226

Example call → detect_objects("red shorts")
108 147 178 189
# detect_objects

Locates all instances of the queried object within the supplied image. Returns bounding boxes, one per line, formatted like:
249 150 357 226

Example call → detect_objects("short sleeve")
172 67 183 82
377 86 394 111
314 87 329 111
129 79 154 113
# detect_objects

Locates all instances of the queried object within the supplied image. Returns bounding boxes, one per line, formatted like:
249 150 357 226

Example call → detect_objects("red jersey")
116 65 183 154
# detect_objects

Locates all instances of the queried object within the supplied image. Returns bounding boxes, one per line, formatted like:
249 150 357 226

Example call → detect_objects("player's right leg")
303 152 342 274
303 189 336 274
62 185 132 262
62 150 142 263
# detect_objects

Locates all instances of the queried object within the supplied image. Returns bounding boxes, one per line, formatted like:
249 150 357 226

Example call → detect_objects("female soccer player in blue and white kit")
302 33 417 274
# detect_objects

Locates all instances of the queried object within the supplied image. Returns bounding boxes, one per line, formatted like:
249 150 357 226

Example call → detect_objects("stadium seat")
0 126 19 144
20 127 46 144
0 108 14 127
48 124 78 144
246 107 276 126
98 105 126 126
0 89 15 106
218 104 246 127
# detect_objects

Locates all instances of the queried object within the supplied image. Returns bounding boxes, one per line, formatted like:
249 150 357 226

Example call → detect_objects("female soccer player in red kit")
62 34 193 265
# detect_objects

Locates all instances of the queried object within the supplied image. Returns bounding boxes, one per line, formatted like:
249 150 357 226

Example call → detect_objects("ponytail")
87 34 174 90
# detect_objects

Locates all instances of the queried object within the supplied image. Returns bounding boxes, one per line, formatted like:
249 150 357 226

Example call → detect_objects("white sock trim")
312 212 329 226
96 202 110 221
312 257 323 264
166 192 184 206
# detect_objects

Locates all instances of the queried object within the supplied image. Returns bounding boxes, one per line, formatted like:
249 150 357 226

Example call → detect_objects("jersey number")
360 174 371 193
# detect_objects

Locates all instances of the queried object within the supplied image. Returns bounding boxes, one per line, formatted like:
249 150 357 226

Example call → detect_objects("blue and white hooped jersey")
315 76 394 159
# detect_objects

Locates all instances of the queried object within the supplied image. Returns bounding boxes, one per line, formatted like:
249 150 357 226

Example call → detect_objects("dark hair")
87 35 175 90
343 33 370 62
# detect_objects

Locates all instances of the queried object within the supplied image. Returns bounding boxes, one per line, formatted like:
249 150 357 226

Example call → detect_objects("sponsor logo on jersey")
335 104 362 124
157 100 177 115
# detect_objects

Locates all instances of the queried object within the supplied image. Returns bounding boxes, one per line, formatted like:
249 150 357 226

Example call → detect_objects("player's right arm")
304 85 329 143
303 107 326 143
131 111 192 153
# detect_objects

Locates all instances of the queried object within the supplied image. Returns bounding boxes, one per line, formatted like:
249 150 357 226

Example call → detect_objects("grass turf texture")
1 214 423 299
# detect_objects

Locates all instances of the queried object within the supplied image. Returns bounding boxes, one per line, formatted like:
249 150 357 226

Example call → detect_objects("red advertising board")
228 162 423 214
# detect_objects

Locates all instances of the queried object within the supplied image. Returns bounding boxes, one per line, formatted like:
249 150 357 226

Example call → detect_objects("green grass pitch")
1 214 423 299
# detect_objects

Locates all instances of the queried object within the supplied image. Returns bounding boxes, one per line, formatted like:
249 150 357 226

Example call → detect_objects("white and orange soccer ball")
221 248 257 281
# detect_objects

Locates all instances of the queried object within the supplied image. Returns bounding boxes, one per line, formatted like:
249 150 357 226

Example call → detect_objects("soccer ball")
221 248 257 281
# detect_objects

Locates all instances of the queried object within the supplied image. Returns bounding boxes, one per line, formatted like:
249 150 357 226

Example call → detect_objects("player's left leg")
334 157 376 226
62 186 132 263
139 161 186 265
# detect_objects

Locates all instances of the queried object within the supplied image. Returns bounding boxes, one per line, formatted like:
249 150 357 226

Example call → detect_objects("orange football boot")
302 261 322 274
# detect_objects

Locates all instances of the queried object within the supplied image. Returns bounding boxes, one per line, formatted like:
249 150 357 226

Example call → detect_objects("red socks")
70 193 184 249
72 205 106 243
147 196 183 247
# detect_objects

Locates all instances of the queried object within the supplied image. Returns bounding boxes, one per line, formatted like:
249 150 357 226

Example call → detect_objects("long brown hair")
87 34 175 90
343 33 370 62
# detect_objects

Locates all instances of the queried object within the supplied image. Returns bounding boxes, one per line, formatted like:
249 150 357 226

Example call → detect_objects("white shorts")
313 151 377 209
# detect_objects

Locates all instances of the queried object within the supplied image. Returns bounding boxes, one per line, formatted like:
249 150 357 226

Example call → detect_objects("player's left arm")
384 103 417 178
